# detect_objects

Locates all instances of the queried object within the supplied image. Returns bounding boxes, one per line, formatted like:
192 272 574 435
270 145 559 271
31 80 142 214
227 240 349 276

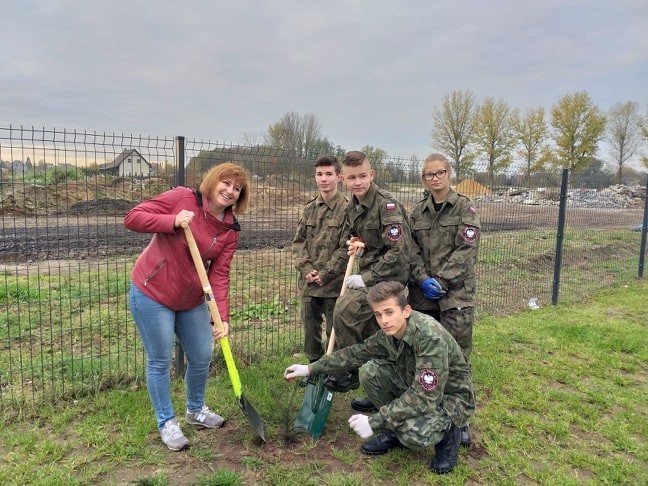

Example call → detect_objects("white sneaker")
159 418 190 451
185 405 225 428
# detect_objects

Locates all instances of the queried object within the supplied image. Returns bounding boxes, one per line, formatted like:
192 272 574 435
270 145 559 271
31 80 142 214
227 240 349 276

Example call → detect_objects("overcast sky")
2 0 647 164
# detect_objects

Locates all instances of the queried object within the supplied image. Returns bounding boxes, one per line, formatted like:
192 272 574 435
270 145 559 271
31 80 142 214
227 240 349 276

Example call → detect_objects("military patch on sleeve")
385 202 396 210
419 369 438 392
462 226 478 244
469 206 477 214
386 223 403 241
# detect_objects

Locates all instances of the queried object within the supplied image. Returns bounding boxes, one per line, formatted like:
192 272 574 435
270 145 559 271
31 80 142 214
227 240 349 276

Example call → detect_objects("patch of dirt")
67 198 135 215
103 391 488 485
0 180 312 262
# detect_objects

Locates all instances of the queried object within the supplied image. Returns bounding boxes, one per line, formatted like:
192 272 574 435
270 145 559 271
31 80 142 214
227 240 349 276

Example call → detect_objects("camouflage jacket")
310 310 475 430
345 183 411 287
292 191 349 297
409 188 480 311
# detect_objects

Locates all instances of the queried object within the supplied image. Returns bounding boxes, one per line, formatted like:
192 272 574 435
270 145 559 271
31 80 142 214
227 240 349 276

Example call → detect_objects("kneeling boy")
284 281 475 474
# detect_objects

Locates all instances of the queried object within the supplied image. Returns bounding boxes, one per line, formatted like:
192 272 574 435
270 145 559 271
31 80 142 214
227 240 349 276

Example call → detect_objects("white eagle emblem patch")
462 226 477 243
386 223 402 241
419 368 438 393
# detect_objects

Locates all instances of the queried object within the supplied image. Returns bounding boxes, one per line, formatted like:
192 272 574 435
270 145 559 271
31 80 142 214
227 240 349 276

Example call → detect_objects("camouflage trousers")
332 288 379 350
301 295 336 361
359 360 469 450
418 307 474 361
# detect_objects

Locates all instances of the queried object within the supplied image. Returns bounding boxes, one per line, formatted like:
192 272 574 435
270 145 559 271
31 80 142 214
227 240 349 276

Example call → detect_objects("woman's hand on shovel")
213 320 229 340
175 210 195 228
284 364 310 382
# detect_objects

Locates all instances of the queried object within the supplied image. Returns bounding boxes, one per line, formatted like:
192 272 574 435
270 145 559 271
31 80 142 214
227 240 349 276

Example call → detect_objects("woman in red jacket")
125 162 250 451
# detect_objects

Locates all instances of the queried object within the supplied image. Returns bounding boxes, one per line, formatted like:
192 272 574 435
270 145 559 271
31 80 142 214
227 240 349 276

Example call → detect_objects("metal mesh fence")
1 126 646 407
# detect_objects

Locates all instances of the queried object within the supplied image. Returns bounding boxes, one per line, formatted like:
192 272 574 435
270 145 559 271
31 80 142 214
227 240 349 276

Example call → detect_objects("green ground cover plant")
0 280 646 485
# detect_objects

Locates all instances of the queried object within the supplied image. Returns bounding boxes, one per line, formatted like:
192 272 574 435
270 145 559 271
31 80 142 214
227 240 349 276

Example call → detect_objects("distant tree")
82 163 99 177
241 131 264 147
265 112 334 160
570 157 614 189
431 89 477 181
550 91 606 172
155 161 175 179
472 97 516 188
359 145 392 183
641 105 648 170
332 145 347 159
618 165 646 185
408 154 421 184
511 107 552 187
607 101 643 184
360 145 388 165
185 145 277 185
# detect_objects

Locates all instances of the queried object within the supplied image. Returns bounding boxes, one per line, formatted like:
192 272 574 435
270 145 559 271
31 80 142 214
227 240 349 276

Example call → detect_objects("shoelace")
193 406 212 422
165 423 184 438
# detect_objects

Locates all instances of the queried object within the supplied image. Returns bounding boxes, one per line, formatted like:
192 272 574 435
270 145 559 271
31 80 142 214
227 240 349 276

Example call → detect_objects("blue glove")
421 277 446 299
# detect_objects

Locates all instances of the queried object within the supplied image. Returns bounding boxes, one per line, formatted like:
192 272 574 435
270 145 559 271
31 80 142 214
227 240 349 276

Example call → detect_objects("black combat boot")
323 370 359 392
351 397 378 413
361 429 404 455
460 424 472 446
430 424 460 474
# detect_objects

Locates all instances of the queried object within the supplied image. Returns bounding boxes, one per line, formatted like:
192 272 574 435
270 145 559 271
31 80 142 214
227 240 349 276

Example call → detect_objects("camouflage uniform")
408 188 480 359
310 310 475 449
293 191 349 360
333 183 411 349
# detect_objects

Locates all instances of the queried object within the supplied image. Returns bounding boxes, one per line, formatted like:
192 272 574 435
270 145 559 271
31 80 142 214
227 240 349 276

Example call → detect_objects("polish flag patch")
385 202 396 210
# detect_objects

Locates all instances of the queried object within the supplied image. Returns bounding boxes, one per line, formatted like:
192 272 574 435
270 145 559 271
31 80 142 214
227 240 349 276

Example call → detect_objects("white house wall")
119 157 150 177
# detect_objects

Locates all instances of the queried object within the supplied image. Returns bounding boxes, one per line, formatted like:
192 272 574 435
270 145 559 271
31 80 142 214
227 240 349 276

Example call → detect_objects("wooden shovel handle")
182 224 226 335
326 240 365 355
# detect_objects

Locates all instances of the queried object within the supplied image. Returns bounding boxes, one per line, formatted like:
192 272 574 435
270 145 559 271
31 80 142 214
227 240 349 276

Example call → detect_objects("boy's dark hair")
367 281 408 309
314 154 340 174
341 150 368 167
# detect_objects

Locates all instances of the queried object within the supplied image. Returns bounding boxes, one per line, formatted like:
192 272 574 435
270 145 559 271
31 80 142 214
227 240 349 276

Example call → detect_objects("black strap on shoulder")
194 189 203 207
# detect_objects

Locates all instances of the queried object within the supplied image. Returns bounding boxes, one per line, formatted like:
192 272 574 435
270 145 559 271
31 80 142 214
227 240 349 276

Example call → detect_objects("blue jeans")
129 282 213 428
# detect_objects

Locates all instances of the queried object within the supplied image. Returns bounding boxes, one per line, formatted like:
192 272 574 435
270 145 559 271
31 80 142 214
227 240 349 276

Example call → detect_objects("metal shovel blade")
239 394 266 442
294 376 335 439
293 251 359 439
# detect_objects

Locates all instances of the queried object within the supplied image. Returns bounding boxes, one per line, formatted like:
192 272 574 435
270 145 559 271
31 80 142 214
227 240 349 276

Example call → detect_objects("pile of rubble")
567 185 645 209
477 184 645 209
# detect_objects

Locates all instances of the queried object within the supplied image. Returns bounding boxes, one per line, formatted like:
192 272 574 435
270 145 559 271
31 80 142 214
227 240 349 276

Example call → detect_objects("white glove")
348 414 374 439
284 364 310 381
345 274 366 289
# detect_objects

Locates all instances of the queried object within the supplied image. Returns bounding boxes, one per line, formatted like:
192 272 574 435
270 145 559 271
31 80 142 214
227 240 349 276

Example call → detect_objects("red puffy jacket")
125 186 240 320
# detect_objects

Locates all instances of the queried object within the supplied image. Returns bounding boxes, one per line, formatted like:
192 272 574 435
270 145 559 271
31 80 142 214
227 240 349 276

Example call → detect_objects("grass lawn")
0 280 646 485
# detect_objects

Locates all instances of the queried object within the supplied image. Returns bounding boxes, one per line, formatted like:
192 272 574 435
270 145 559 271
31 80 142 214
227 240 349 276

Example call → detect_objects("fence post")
552 168 570 305
639 174 648 279
175 136 186 377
